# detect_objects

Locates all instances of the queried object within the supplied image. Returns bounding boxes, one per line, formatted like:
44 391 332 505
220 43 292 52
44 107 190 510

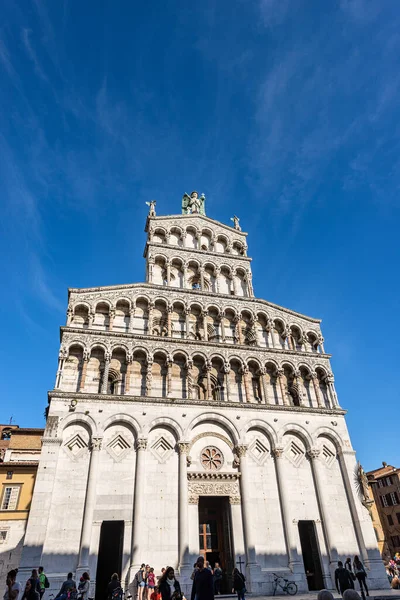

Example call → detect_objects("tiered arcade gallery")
19 195 388 597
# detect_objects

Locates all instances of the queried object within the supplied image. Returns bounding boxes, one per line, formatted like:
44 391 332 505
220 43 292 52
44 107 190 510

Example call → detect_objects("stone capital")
235 444 248 458
91 437 103 451
178 442 191 455
136 438 148 451
272 446 285 459
307 448 321 460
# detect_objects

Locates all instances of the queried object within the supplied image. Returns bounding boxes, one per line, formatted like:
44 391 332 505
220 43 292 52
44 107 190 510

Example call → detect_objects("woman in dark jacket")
158 568 182 600
353 556 369 596
232 569 246 600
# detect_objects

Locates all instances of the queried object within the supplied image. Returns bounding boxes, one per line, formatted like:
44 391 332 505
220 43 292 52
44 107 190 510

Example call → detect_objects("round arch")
185 412 240 446
277 423 314 451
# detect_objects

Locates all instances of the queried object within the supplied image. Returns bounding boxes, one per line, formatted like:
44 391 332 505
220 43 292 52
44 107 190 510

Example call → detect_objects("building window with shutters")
388 514 394 526
391 492 399 506
0 530 8 543
381 495 388 507
1 486 20 510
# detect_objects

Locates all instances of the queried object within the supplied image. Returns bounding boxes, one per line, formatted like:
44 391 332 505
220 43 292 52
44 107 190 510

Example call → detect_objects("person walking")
147 569 156 600
232 569 245 600
23 570 41 600
78 573 90 600
191 557 213 600
213 564 222 596
135 565 146 600
4 570 22 600
335 562 354 596
344 558 355 589
38 568 48 600
353 556 369 597
158 567 182 600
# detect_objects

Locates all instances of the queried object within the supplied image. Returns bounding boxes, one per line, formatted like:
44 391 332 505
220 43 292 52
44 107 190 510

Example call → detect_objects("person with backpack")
213 564 222 595
232 569 245 600
353 556 369 596
335 562 354 596
344 559 355 589
135 565 146 600
38 568 49 599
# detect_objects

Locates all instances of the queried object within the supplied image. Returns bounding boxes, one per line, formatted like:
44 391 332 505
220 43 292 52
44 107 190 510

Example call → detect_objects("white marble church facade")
20 194 387 595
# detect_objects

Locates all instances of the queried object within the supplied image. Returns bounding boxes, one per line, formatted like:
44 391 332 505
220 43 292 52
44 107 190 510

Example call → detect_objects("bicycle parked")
272 573 298 596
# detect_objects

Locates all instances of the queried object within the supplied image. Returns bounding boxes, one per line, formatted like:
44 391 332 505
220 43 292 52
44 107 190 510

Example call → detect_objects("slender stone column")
310 372 323 408
232 276 238 296
183 262 188 289
293 370 304 407
125 354 133 394
259 367 268 404
272 447 301 572
147 302 154 335
267 319 275 348
247 271 254 296
224 363 231 402
145 359 153 396
202 310 208 341
167 305 172 337
147 257 155 284
325 375 339 407
220 312 226 342
214 267 220 294
101 353 111 394
130 439 148 570
55 349 67 389
186 359 193 399
185 308 191 339
276 369 289 405
178 442 191 571
236 445 257 565
241 366 251 403
166 358 173 397
166 261 171 286
181 231 187 248
88 310 94 328
109 308 115 331
77 437 103 569
200 267 205 291
129 307 135 333
79 351 89 392
308 448 338 566
205 362 213 400
235 315 244 344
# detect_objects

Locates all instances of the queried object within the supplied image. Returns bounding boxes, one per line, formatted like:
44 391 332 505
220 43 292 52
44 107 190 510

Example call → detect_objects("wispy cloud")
22 28 49 83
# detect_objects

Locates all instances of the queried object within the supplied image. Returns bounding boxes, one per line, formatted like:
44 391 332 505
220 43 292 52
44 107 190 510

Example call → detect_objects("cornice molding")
47 390 346 416
145 213 249 237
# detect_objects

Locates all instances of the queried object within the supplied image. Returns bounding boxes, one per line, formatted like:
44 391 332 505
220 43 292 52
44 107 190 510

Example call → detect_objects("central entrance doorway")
95 520 124 600
298 520 324 591
198 496 234 594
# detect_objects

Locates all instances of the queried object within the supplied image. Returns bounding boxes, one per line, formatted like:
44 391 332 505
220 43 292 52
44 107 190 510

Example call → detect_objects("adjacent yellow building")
0 425 44 578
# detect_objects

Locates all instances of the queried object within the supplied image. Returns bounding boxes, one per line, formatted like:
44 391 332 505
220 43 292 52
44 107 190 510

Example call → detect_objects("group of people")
334 557 369 597
3 570 90 600
385 552 400 589
133 557 246 600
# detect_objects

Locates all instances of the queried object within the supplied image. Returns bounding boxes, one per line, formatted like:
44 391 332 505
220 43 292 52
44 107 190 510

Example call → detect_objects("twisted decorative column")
205 361 213 400
234 315 244 344
183 261 188 289
220 311 226 342
166 357 173 397
214 267 220 293
272 447 301 572
145 359 153 396
166 260 171 286
78 350 90 392
167 305 173 337
101 352 111 394
293 370 304 407
224 363 231 402
178 442 190 570
236 445 257 565
78 437 103 569
307 448 338 566
186 359 193 399
130 439 148 570
147 256 155 283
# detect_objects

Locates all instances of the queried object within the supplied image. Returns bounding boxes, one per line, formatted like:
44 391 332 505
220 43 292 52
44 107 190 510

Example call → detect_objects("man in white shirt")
4 570 22 600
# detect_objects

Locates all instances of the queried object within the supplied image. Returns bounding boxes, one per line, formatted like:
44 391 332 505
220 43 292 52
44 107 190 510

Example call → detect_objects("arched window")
1 429 12 441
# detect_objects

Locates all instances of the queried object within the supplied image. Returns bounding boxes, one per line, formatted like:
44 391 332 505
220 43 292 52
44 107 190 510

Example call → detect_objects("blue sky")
1 0 399 471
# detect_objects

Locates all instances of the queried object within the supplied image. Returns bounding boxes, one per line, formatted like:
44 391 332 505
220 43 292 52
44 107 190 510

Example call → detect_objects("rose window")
201 446 224 471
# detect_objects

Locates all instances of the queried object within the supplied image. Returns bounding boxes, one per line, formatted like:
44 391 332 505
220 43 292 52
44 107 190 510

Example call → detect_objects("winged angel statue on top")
182 191 206 215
